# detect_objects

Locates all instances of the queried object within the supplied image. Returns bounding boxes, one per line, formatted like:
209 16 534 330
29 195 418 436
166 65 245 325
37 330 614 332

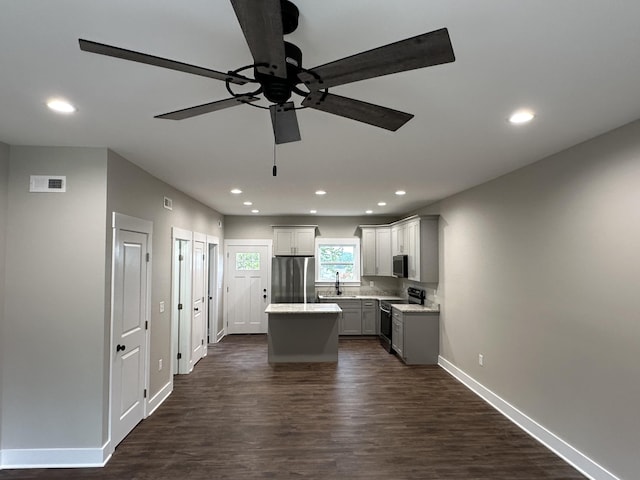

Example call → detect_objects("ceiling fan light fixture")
509 109 535 125
47 98 76 114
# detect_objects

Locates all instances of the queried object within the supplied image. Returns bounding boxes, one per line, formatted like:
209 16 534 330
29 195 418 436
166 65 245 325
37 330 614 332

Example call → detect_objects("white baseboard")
1 442 111 469
146 379 173 417
438 356 621 480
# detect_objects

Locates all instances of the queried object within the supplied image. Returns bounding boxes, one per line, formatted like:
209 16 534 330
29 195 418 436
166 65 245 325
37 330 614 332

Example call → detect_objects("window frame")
314 237 361 286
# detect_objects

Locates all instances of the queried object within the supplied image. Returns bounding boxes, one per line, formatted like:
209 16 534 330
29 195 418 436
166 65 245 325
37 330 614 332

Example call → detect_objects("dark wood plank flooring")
1 335 585 479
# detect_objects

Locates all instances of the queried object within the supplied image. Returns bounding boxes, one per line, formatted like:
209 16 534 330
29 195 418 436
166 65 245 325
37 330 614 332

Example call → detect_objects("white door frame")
223 239 273 335
207 235 222 343
109 212 152 452
171 227 192 375
192 231 208 363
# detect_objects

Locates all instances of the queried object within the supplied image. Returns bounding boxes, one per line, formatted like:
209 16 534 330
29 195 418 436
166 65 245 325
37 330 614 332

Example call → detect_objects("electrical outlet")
158 359 163 371
159 301 165 313
478 354 484 366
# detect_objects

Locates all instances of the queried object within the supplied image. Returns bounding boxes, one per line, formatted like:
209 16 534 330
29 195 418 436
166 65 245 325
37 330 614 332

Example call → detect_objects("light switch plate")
159 301 165 313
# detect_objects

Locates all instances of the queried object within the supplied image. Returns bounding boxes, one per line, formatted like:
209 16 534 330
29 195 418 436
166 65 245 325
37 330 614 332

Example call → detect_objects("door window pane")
236 252 260 271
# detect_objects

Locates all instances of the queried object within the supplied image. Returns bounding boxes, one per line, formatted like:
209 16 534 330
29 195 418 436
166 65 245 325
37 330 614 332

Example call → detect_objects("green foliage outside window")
236 252 260 271
318 245 356 281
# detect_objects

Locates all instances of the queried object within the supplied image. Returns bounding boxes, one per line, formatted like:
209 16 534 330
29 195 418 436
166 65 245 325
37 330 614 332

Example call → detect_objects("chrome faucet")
335 271 342 295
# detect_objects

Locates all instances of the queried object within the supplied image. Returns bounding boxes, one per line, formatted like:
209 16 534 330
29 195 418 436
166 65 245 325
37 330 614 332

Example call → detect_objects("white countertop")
265 303 342 314
392 304 440 313
318 295 405 301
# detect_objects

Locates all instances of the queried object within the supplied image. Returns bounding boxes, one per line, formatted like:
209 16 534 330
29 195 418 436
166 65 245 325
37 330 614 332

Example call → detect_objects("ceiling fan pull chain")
273 116 278 176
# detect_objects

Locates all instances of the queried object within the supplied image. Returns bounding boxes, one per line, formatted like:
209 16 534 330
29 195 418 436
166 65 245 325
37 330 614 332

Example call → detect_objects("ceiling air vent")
29 175 66 193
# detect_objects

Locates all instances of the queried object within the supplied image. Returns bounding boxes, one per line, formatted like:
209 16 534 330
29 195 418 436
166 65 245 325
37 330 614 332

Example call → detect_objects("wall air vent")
29 175 66 193
163 196 173 210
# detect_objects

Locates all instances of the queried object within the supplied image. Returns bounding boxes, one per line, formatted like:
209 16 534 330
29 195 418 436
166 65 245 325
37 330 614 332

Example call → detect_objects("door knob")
116 344 126 352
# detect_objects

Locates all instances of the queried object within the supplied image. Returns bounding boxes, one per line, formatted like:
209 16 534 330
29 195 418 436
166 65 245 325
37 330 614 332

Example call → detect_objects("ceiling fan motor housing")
257 41 303 104
281 0 299 35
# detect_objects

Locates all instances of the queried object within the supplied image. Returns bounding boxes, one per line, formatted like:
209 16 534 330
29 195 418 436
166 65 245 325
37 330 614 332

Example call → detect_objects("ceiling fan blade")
298 28 455 90
78 39 249 85
230 0 287 79
155 95 259 120
269 102 301 144
302 92 413 131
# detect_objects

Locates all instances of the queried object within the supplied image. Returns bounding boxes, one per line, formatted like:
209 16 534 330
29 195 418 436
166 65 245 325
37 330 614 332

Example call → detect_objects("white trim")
438 356 621 480
1 442 112 469
207 235 221 345
146 380 173 417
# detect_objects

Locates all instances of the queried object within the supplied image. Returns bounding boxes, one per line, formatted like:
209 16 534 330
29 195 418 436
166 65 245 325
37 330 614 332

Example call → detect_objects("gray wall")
106 151 224 406
2 147 108 448
224 215 397 240
0 141 9 450
421 120 640 479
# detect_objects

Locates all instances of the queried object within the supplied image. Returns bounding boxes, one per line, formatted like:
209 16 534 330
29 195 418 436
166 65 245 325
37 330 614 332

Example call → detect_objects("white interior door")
191 238 206 364
225 243 270 334
172 232 192 375
111 214 151 449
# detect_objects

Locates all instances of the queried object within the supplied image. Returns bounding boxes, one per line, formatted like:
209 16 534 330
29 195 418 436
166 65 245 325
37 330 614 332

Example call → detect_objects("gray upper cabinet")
361 216 438 282
361 227 391 276
273 226 316 256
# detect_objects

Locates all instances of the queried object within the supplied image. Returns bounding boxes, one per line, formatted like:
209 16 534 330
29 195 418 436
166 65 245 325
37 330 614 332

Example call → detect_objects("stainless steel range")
379 287 425 353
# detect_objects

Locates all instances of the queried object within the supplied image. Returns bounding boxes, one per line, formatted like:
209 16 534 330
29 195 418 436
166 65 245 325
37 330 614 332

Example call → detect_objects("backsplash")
315 276 440 308
315 276 401 297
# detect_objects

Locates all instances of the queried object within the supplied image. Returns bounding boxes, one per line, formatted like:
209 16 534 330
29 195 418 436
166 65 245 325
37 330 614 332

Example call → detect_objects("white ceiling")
2 1 640 216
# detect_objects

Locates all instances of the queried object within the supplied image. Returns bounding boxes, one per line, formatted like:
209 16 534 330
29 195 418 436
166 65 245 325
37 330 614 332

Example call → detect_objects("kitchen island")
265 303 342 363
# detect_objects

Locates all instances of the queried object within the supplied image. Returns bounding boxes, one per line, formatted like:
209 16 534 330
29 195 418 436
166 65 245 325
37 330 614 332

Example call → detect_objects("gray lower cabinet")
338 300 362 334
361 300 378 335
318 298 379 335
391 307 439 364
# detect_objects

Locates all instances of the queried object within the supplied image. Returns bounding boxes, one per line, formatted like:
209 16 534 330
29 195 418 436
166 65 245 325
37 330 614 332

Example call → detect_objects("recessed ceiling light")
508 109 535 124
365 210 373 214
230 188 242 194
47 98 76 114
309 210 317 214
377 202 387 206
251 209 259 214
243 201 253 206
315 190 326 195
395 190 406 196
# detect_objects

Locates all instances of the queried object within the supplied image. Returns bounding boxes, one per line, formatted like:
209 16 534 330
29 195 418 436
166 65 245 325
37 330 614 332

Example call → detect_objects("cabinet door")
361 301 377 334
391 314 404 357
391 224 406 255
361 228 377 276
406 219 420 281
340 308 363 335
273 228 295 255
375 227 392 276
294 228 316 255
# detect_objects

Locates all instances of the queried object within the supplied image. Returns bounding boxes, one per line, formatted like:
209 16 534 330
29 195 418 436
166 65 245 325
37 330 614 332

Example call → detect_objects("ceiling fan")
79 0 455 145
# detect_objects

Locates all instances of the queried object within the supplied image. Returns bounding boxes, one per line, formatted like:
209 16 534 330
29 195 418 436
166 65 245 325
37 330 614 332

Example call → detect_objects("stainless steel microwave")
392 254 408 278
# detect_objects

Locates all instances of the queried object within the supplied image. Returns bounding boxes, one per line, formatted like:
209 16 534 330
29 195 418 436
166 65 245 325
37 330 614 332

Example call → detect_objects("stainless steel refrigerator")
271 256 316 303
